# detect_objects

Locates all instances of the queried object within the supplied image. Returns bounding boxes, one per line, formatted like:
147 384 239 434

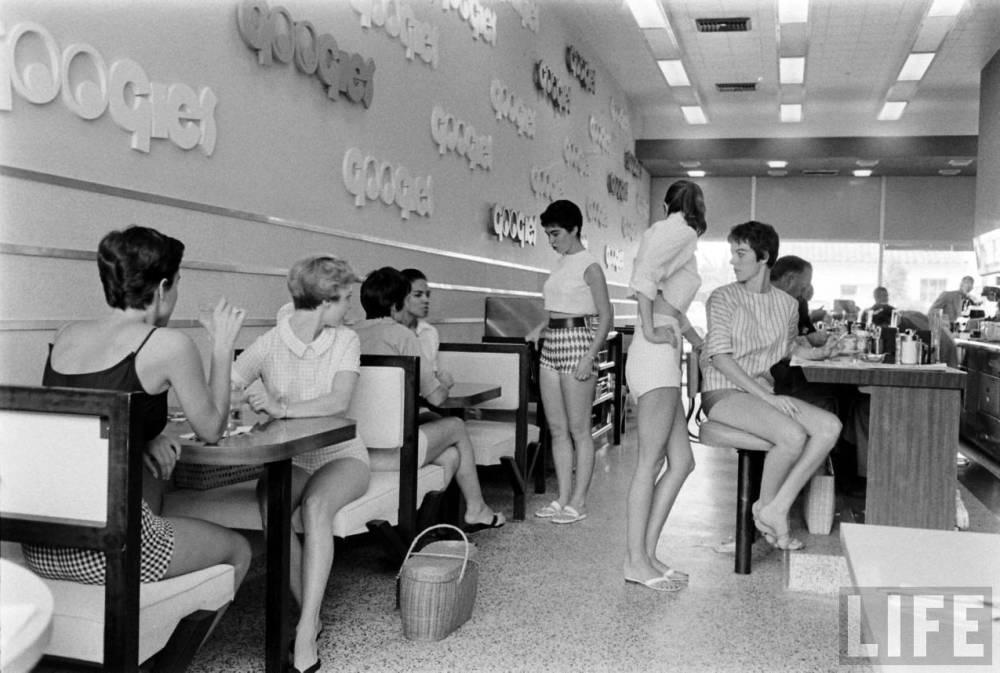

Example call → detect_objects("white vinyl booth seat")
0 386 234 673
437 342 539 520
164 355 444 547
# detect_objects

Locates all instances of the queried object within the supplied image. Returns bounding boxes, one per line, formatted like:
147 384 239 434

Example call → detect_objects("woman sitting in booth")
700 221 841 551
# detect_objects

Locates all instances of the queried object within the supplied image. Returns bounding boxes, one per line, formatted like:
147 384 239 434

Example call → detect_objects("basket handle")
398 523 471 581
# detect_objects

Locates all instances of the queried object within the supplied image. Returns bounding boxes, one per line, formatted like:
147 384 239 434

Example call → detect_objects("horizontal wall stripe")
0 165 631 289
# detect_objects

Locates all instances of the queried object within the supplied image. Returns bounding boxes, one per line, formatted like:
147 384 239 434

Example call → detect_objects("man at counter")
866 286 895 327
929 276 980 324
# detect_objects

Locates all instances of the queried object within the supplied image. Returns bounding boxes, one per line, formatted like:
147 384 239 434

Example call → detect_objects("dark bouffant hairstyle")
360 266 410 318
664 180 707 236
97 226 185 310
400 268 427 284
539 199 583 236
770 255 812 282
728 221 780 268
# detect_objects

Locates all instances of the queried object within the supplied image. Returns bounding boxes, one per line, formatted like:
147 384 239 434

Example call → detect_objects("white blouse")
629 212 700 314
543 250 600 315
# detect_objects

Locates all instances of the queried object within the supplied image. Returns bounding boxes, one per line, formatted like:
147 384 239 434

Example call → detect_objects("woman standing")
700 221 840 552
528 200 613 525
235 255 371 673
26 225 252 594
623 180 705 591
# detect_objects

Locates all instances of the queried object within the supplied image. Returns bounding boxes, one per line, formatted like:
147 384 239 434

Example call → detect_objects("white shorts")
292 436 370 475
626 314 682 399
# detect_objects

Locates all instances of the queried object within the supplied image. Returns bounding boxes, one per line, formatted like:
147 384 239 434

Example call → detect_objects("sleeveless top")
42 328 167 441
543 249 599 315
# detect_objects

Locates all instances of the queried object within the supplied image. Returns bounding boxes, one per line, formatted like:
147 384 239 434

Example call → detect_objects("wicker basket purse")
398 524 478 641
805 457 836 535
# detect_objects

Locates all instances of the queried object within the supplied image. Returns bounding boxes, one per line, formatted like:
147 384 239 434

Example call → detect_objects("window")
920 279 948 306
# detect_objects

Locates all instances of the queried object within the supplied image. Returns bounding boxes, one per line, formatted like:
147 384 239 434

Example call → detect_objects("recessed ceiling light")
948 159 974 166
779 57 805 84
878 101 907 121
658 60 691 87
939 168 961 176
767 160 788 168
767 170 788 177
679 161 701 168
928 0 966 17
778 0 809 23
625 0 668 29
856 159 880 167
853 169 873 177
897 53 935 81
780 104 802 122
681 106 708 124
687 170 706 178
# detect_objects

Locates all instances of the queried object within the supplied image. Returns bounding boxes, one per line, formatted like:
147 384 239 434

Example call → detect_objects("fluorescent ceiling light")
928 0 965 17
897 53 935 81
778 0 809 24
767 160 788 168
681 106 707 124
767 170 788 177
780 104 802 122
679 161 701 168
948 158 974 166
877 101 907 120
658 60 691 87
779 57 805 84
853 169 873 177
856 159 880 167
687 170 706 178
939 168 961 176
625 0 668 29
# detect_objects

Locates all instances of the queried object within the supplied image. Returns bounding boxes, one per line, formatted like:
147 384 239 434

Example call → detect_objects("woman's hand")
199 297 246 349
143 434 181 480
525 325 545 346
246 388 284 418
437 368 455 389
574 354 595 380
764 393 800 417
643 325 677 346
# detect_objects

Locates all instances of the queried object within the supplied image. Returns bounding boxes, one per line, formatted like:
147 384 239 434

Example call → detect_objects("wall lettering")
605 245 625 271
430 105 492 170
435 0 497 45
563 137 591 176
342 147 433 219
506 0 539 32
610 97 630 134
0 21 217 155
635 191 648 218
624 149 642 178
490 79 535 137
565 45 595 93
607 172 628 202
533 60 570 114
351 0 439 68
530 165 564 201
621 216 638 241
589 115 610 153
585 198 608 229
491 204 538 247
237 0 375 107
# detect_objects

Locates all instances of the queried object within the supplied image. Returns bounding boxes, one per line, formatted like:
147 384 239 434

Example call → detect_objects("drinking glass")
228 383 245 432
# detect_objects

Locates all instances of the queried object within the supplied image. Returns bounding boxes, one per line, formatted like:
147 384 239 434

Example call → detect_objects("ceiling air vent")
695 17 751 32
802 169 839 176
716 82 757 93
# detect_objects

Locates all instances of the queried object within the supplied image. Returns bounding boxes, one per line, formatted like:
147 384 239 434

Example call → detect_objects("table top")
791 356 966 389
0 559 54 673
437 382 502 408
170 416 356 466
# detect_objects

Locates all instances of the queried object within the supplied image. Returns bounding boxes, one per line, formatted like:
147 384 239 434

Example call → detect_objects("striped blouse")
699 282 798 393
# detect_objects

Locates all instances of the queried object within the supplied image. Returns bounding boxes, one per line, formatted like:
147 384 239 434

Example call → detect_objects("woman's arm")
250 371 360 418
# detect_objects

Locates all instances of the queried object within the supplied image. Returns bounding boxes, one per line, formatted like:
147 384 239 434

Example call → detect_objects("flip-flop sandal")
552 505 587 524
534 501 562 518
662 568 689 583
625 575 685 592
463 512 505 533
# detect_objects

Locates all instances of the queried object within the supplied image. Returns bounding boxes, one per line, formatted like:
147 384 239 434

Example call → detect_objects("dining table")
791 355 966 530
172 416 356 673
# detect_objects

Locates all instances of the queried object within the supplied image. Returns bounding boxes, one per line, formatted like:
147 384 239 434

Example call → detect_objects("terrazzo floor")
168 419 1000 673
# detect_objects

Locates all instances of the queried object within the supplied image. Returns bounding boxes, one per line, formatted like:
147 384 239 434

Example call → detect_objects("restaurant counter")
955 337 1000 464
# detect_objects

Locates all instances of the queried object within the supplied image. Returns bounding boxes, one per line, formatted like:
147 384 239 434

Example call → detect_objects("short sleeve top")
353 317 439 398
543 250 599 315
699 283 798 393
629 212 700 313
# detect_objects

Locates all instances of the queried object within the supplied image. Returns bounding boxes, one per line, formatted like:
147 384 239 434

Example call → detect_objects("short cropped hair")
360 266 410 318
770 255 812 283
873 286 889 302
539 199 583 236
400 268 427 284
97 225 185 310
728 221 780 268
664 180 707 236
287 255 358 310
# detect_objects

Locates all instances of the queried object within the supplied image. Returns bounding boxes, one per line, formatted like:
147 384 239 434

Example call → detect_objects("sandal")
751 501 777 546
534 501 563 518
552 505 587 524
463 512 505 533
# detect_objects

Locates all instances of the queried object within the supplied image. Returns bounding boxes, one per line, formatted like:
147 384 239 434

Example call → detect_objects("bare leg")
560 371 598 512
420 416 503 526
644 392 695 575
539 367 572 506
292 457 370 672
624 387 671 583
